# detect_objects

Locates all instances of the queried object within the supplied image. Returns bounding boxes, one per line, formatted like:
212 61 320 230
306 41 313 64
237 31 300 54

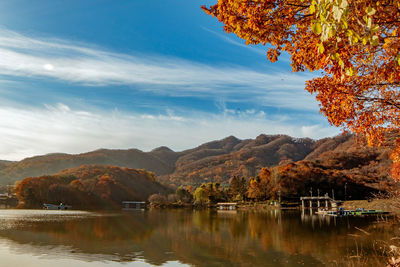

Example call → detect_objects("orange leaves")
267 48 280 62
391 162 400 181
247 178 263 200
203 0 400 181
390 142 400 181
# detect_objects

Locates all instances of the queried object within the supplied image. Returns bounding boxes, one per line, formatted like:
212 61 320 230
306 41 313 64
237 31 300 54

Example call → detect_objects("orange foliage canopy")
202 1 400 179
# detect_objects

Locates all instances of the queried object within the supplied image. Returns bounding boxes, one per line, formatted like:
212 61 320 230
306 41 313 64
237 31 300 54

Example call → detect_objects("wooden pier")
300 195 341 209
122 201 146 210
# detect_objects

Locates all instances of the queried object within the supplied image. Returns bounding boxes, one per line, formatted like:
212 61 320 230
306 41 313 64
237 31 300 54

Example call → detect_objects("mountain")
0 148 179 185
0 160 15 171
163 134 354 185
0 133 393 186
15 165 170 209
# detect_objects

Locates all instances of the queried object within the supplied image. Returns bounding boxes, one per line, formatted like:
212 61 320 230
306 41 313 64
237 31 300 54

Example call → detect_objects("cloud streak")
0 103 338 161
0 29 318 110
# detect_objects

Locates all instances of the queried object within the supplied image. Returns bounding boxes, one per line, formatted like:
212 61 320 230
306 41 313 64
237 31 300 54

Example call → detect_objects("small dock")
122 201 146 210
216 202 237 210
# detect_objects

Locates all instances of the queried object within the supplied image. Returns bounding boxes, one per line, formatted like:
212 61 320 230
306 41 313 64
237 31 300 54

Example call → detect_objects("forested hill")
0 134 353 185
164 134 353 185
15 165 169 209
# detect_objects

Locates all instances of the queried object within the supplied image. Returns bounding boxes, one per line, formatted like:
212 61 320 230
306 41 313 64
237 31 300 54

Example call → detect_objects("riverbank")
236 202 279 211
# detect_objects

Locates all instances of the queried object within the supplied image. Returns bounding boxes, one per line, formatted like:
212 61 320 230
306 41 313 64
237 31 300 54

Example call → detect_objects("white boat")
43 203 71 210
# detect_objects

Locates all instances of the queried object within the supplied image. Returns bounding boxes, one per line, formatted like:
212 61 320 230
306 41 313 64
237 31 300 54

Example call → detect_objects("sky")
0 0 339 161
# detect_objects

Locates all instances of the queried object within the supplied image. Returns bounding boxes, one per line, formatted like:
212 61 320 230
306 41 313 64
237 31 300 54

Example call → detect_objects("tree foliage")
176 185 193 203
148 193 167 206
193 185 209 205
228 176 248 200
247 168 274 200
202 0 400 179
193 182 226 204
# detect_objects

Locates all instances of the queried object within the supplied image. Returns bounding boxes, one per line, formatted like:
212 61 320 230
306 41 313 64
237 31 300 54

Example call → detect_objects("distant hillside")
0 160 15 171
15 165 170 209
247 133 398 201
162 134 353 185
0 148 180 185
0 133 394 187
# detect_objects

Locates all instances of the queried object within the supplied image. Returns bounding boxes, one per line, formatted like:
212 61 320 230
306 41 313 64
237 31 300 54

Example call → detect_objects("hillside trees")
194 185 209 205
194 182 226 204
15 165 168 209
176 185 193 203
148 193 168 206
202 0 400 179
247 168 274 200
228 176 248 200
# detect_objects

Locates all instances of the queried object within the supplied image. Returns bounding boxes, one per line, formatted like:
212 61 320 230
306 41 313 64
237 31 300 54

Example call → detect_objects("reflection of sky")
0 243 187 267
0 1 339 160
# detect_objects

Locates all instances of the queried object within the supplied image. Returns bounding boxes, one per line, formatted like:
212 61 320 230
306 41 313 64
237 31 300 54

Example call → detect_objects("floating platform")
122 201 146 210
43 203 71 210
316 208 389 217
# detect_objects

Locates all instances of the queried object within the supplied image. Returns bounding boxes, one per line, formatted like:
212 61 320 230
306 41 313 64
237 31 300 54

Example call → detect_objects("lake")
0 209 396 266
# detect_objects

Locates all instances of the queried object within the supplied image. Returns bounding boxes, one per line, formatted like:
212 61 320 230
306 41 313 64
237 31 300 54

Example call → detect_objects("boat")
43 203 71 210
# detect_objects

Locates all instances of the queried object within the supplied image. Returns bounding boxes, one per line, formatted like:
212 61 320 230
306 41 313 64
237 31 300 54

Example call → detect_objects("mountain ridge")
0 133 392 186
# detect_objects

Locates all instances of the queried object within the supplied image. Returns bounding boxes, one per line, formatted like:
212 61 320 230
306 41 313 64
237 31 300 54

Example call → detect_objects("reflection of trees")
0 212 158 262
0 210 395 266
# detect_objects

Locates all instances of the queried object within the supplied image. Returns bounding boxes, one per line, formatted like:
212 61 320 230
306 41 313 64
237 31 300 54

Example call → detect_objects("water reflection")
0 209 396 266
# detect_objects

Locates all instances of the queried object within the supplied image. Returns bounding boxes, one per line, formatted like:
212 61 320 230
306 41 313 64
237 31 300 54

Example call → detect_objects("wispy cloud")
202 27 292 63
0 103 338 160
0 29 317 110
201 27 267 56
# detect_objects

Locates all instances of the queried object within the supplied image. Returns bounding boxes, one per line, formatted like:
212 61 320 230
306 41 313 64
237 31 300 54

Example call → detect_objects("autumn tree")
194 184 209 205
247 168 275 200
206 182 225 202
228 176 248 201
193 182 225 204
247 177 263 201
176 185 193 203
148 193 167 206
202 1 400 179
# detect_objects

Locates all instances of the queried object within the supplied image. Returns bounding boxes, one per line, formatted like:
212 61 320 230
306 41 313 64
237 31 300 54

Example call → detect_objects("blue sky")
0 0 338 160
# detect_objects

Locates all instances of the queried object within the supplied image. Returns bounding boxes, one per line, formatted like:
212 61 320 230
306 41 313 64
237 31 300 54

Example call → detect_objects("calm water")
0 209 396 267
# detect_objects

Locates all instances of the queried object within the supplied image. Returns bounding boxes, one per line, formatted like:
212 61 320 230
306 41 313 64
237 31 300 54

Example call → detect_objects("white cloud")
43 63 54 71
0 28 318 110
0 104 339 161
